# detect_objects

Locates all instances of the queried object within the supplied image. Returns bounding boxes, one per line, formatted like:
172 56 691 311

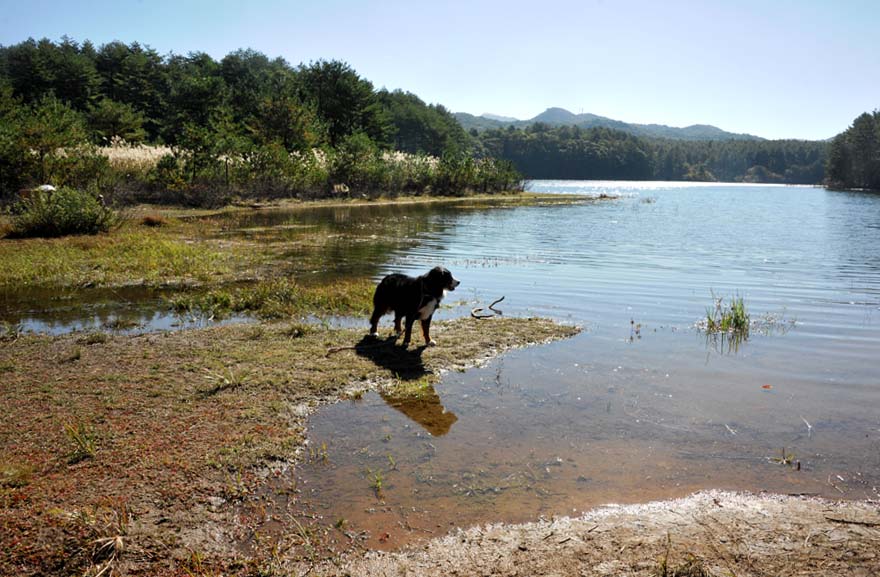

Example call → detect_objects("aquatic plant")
704 293 749 335
368 469 384 498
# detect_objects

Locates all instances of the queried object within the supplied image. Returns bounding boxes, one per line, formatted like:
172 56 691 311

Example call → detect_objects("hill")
455 107 763 141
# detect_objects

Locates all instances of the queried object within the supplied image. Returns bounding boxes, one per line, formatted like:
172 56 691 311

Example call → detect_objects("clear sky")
1 0 877 140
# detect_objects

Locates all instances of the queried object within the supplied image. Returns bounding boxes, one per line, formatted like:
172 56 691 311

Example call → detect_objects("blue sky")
2 0 877 140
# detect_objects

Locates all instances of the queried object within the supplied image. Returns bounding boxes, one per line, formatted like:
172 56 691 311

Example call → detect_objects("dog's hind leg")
420 316 437 346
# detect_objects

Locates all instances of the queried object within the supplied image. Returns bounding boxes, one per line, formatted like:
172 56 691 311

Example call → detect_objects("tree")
3 37 100 110
251 95 325 151
87 98 147 143
378 89 469 156
0 86 33 195
296 60 390 146
163 52 227 144
825 111 880 190
95 41 167 139
19 96 88 182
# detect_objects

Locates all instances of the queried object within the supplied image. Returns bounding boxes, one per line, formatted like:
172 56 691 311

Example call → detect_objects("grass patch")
0 224 236 288
0 193 583 291
64 421 98 464
703 293 749 335
699 293 750 354
656 535 714 577
0 461 32 489
0 321 24 341
167 277 375 319
77 332 109 345
385 375 435 398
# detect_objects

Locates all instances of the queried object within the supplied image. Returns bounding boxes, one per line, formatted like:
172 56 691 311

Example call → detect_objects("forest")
826 111 880 190
473 124 828 184
0 37 513 204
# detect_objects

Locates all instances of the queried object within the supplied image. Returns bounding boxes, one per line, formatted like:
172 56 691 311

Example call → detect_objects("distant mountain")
455 107 763 141
481 113 518 122
454 112 507 131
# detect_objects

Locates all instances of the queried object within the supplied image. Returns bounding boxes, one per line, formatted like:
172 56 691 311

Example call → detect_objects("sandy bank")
327 491 879 576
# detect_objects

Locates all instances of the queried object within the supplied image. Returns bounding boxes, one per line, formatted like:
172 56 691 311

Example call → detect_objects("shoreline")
0 317 580 575
328 490 880 576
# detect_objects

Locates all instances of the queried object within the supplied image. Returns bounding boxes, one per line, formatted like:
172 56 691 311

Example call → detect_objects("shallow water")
291 181 880 549
0 197 524 334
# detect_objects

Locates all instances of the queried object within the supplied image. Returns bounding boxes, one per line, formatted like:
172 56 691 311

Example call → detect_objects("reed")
705 294 750 335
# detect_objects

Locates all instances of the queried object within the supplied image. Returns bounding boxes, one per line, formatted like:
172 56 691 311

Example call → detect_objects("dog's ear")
425 267 445 291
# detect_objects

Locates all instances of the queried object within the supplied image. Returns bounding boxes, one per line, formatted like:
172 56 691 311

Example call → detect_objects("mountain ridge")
455 107 764 141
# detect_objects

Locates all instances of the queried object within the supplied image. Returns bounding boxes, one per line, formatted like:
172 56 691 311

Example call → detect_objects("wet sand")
325 490 880 576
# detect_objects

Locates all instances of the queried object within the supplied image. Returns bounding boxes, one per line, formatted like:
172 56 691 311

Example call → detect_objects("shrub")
9 187 118 238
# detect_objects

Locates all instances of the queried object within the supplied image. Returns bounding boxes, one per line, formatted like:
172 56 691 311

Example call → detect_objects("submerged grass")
0 192 581 290
0 315 578 575
0 223 237 288
166 277 375 319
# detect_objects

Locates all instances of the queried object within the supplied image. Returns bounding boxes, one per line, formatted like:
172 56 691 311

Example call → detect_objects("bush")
8 187 118 238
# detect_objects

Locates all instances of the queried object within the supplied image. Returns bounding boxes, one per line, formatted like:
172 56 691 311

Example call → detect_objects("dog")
369 266 460 346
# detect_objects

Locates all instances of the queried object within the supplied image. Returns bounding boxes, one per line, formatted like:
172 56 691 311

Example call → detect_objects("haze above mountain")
455 107 764 141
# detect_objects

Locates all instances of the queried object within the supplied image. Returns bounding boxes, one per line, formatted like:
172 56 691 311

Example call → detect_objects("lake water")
289 181 880 549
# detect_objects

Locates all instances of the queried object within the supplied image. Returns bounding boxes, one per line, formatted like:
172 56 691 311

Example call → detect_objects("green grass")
0 225 235 288
704 294 750 335
1 193 580 291
64 421 98 464
167 277 375 319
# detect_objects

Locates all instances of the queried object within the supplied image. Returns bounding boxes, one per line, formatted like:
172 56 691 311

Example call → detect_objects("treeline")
474 123 827 184
0 37 518 204
826 111 880 190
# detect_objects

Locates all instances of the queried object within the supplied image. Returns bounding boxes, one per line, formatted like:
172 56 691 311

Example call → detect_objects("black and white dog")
369 267 460 346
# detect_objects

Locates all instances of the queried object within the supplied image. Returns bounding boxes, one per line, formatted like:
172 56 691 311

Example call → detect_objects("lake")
4 181 880 551
289 181 880 549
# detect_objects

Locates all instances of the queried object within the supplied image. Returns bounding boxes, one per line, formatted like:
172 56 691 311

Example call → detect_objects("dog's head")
425 266 460 294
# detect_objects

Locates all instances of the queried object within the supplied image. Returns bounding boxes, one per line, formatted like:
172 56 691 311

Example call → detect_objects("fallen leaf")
762 384 772 390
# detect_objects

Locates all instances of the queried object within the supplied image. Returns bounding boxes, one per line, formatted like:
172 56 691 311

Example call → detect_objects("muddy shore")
0 316 579 575
327 490 880 576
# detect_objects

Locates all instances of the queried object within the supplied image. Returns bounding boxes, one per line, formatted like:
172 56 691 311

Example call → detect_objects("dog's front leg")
420 316 436 346
394 312 403 336
369 309 382 337
402 316 416 346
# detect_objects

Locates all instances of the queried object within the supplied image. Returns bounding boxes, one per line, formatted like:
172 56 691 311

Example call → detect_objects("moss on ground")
0 316 578 575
